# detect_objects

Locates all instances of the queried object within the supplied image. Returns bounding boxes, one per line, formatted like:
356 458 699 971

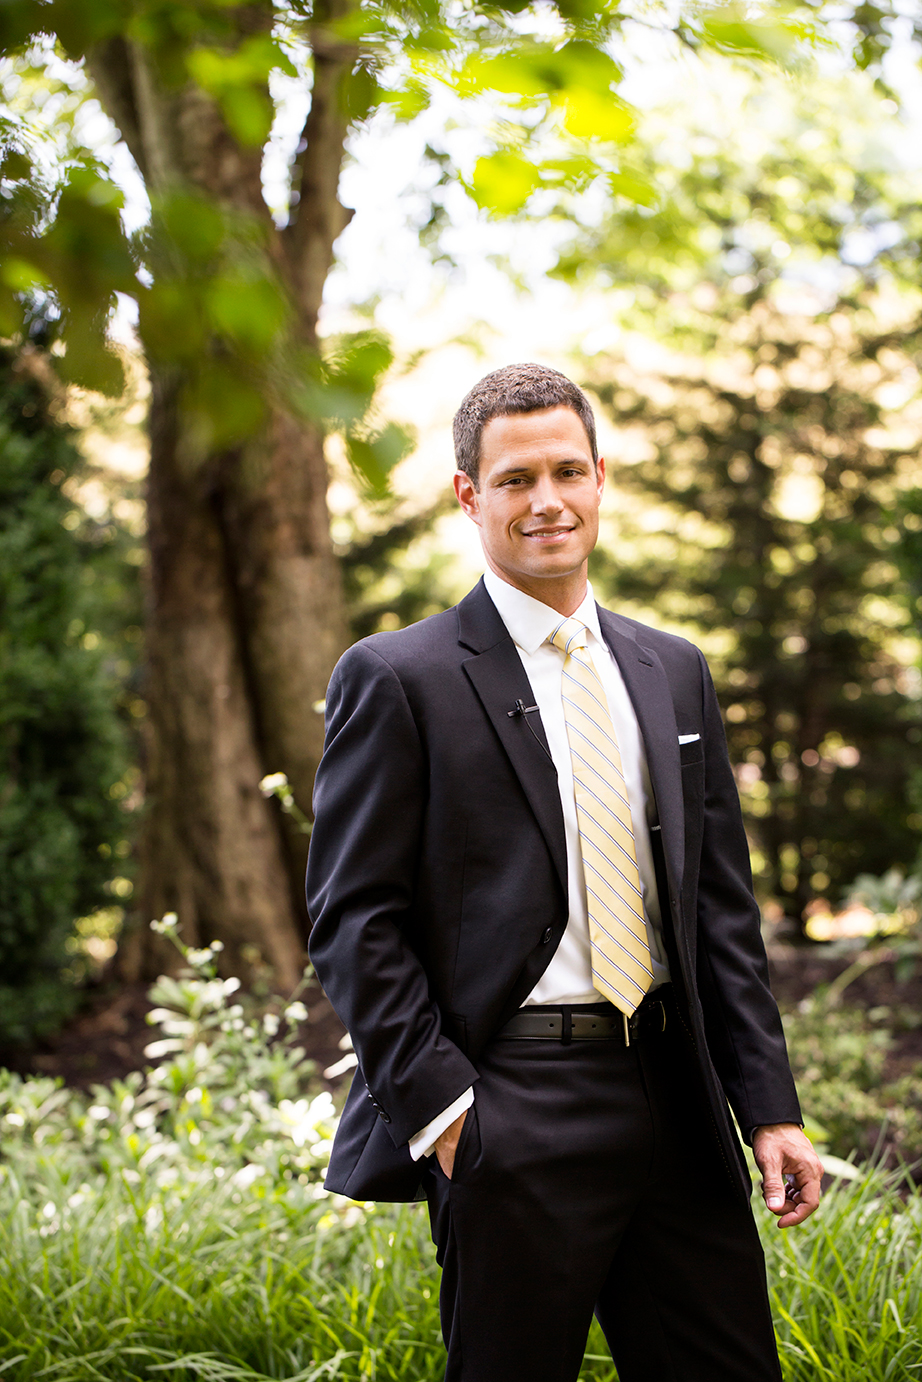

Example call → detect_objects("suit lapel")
597 608 685 895
457 583 568 899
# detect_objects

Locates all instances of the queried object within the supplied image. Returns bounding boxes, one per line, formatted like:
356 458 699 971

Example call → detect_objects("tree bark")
133 376 304 988
222 413 348 922
89 18 354 984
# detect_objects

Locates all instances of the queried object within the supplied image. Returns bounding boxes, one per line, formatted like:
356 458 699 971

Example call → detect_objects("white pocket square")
678 733 700 745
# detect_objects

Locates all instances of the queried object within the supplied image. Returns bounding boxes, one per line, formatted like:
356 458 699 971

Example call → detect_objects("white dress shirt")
408 573 669 1161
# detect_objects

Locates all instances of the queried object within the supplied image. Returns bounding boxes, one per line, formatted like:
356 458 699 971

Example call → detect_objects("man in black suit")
307 363 822 1381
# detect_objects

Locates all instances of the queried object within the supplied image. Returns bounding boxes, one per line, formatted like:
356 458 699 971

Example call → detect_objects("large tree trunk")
136 377 305 987
223 413 348 922
90 17 353 985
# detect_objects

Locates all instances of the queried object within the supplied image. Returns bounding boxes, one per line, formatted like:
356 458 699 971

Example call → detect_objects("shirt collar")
482 570 603 655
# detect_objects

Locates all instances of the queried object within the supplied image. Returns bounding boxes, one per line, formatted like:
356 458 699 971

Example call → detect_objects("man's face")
454 405 605 603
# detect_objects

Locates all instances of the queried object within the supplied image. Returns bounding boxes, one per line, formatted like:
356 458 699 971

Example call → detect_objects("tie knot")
549 617 588 656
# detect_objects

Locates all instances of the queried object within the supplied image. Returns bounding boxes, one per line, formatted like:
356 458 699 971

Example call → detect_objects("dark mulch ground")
1 946 919 1094
767 944 922 1082
0 975 349 1094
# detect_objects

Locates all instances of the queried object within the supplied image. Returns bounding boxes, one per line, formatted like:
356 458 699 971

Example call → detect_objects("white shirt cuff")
408 1087 475 1162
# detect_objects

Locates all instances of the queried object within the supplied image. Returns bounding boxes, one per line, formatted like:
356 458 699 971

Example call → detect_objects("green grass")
1 944 918 1380
0 1154 919 1381
764 1171 922 1380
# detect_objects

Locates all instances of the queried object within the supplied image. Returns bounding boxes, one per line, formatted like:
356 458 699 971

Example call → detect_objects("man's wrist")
408 1087 475 1162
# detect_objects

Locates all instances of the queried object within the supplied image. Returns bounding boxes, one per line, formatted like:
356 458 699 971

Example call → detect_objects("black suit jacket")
306 580 801 1202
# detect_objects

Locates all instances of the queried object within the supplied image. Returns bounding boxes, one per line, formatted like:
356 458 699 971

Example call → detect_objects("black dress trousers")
425 996 783 1382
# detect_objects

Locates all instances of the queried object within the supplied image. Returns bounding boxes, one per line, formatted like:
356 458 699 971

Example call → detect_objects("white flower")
186 947 215 968
276 1092 335 1147
150 913 179 936
143 1038 185 1059
231 1163 265 1189
259 772 288 795
263 1013 280 1037
284 1001 308 1024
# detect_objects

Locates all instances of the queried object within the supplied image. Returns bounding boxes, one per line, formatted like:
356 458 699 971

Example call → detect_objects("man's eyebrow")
490 456 591 478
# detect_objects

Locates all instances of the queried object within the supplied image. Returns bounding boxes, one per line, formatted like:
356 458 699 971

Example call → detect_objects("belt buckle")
628 997 667 1044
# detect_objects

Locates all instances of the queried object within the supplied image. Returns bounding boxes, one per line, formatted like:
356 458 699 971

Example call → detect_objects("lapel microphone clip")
508 699 539 718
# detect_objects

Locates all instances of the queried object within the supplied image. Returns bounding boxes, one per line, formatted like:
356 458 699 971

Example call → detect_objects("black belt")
498 988 670 1046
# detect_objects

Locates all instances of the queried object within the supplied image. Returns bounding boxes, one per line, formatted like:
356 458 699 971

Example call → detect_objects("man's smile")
521 526 576 543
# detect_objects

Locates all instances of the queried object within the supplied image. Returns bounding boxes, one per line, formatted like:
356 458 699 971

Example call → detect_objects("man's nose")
531 478 563 513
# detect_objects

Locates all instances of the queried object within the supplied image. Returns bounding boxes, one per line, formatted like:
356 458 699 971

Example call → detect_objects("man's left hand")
752 1123 823 1228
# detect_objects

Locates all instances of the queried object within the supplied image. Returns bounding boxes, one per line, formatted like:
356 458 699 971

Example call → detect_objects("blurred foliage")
576 81 922 928
843 862 922 984
0 915 334 1190
0 342 140 1043
337 489 461 640
587 302 922 925
782 994 922 1170
0 1 840 491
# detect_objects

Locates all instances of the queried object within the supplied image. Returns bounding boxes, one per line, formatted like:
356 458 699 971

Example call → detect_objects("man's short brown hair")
453 362 598 486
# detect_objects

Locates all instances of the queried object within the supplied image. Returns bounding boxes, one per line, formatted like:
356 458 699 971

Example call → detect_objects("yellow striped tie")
550 617 653 1017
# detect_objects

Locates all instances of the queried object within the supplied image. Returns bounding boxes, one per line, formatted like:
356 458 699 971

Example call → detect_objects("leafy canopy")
0 1 828 490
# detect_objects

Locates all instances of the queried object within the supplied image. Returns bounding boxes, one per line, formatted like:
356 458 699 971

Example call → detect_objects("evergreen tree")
0 344 133 1040
586 302 922 931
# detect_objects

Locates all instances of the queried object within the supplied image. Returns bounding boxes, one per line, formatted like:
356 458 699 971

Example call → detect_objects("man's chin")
494 558 589 590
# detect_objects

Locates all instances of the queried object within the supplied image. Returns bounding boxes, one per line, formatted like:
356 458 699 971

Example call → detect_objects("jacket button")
380 1111 391 1123
542 927 553 944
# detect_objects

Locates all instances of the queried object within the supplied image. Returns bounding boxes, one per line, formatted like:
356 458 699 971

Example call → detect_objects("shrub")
0 344 135 1041
0 916 335 1190
0 926 920 1378
782 995 922 1169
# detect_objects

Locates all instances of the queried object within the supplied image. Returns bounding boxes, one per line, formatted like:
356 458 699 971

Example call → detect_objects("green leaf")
0 284 24 336
157 193 226 264
0 0 43 53
606 170 657 207
57 319 126 396
380 80 431 122
206 272 288 352
219 85 274 148
186 35 291 148
554 87 634 143
327 331 394 400
137 281 206 364
700 10 801 64
340 63 380 124
180 364 267 455
0 148 32 180
345 422 413 496
470 151 540 215
0 256 50 292
460 50 553 99
47 0 132 55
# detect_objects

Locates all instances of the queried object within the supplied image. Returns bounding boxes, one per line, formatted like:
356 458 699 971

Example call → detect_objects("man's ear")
596 456 606 501
454 470 481 525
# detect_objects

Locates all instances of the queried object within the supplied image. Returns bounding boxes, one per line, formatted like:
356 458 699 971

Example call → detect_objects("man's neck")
485 566 589 618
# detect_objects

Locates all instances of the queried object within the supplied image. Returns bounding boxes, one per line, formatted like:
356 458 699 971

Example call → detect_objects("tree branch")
282 9 356 343
85 38 149 185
